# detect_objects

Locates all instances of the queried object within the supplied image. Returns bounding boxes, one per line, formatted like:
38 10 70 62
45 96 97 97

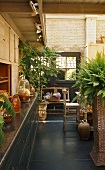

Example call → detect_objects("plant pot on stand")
90 96 105 166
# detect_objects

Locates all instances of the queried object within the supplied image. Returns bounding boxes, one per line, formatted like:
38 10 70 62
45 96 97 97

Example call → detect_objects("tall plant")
19 43 60 91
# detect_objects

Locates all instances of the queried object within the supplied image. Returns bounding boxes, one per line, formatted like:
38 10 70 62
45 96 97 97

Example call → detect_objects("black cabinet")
0 95 38 170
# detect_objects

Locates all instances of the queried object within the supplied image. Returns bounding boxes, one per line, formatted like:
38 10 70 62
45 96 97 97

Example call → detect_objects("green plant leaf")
72 51 105 105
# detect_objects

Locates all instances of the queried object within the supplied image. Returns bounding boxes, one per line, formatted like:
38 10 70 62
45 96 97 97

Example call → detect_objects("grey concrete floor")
29 114 105 170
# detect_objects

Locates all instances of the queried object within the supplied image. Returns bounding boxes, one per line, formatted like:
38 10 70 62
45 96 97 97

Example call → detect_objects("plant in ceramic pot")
0 94 15 144
73 51 105 166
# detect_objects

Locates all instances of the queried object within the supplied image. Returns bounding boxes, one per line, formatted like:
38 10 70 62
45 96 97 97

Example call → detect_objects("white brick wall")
46 18 86 54
46 15 105 57
86 18 96 44
96 20 105 42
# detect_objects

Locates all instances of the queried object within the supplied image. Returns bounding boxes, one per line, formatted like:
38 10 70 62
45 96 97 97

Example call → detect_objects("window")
56 52 80 80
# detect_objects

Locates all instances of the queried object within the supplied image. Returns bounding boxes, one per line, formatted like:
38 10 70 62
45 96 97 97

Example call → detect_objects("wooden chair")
62 88 80 131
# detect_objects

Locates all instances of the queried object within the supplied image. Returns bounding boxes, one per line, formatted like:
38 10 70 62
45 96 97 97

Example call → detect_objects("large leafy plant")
73 52 105 106
19 42 60 91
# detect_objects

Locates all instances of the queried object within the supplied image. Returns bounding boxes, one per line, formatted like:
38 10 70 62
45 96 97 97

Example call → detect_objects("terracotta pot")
11 94 21 113
78 119 91 140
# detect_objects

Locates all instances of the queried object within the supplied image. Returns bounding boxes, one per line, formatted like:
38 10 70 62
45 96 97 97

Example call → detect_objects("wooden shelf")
47 99 70 104
0 63 11 95
41 87 70 113
0 80 8 83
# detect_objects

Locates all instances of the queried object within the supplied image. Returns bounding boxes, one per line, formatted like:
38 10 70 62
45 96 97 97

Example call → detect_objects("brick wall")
96 20 105 42
46 17 85 55
46 15 105 57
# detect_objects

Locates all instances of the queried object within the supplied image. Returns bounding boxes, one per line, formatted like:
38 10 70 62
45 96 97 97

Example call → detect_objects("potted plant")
19 42 60 120
73 52 105 166
0 94 15 144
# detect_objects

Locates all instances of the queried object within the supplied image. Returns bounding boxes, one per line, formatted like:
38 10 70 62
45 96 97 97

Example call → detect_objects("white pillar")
85 15 97 61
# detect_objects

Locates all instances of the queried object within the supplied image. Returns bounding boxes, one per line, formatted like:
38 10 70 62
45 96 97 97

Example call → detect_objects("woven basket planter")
90 96 105 166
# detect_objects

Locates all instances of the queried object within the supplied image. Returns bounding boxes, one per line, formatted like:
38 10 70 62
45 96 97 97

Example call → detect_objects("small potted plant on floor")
73 51 105 166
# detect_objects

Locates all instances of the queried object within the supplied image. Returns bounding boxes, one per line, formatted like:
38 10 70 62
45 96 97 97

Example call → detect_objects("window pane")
56 56 76 80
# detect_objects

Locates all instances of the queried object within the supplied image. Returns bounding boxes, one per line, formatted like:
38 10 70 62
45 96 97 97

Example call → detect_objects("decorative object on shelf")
18 88 30 102
30 85 35 96
53 92 61 100
78 119 91 140
19 76 30 90
44 92 51 100
73 52 105 166
100 35 105 43
44 92 61 101
18 76 30 102
11 94 21 113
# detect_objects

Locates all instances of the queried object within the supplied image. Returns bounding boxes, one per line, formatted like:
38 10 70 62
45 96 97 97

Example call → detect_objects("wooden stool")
62 89 80 131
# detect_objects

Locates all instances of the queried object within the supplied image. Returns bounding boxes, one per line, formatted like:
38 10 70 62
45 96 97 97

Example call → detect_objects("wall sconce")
35 23 42 31
36 30 41 34
35 23 43 42
37 35 43 42
29 1 39 15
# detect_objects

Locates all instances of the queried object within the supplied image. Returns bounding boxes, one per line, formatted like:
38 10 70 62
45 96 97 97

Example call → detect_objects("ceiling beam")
0 2 32 13
42 3 105 14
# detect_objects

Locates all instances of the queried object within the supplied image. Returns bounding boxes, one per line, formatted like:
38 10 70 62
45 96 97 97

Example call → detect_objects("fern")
73 52 105 105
